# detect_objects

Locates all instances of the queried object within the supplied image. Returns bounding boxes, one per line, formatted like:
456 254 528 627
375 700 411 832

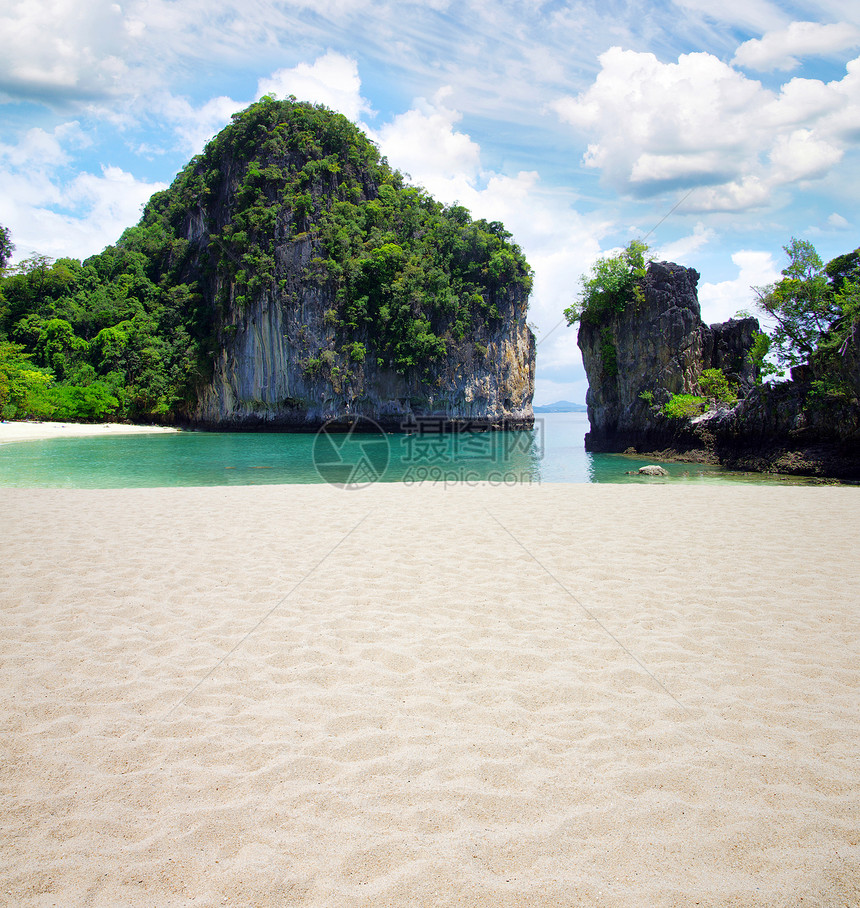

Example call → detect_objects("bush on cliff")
662 394 705 419
699 368 737 404
564 240 649 326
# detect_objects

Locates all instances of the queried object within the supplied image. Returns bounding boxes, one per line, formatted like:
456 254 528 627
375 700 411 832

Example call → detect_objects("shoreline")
0 420 180 444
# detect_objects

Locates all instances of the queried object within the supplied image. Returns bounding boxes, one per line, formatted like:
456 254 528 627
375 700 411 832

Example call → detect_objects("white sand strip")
0 421 179 444
1 483 858 907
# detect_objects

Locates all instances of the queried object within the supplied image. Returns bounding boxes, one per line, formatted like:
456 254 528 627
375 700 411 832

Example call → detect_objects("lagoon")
0 411 774 488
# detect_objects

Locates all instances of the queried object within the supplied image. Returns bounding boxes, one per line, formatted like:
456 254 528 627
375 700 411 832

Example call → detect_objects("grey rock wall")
194 269 535 430
577 259 860 477
578 261 756 452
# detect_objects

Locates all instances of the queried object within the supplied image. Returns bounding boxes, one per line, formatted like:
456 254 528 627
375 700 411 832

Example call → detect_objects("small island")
0 98 535 431
532 400 587 413
567 240 860 479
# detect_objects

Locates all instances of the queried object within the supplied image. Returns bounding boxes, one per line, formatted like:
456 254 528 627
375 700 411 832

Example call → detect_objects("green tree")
824 248 860 293
0 225 13 271
747 331 779 383
754 238 840 367
0 342 52 418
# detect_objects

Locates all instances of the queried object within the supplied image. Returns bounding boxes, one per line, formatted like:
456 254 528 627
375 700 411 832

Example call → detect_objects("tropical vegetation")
753 238 860 376
0 97 532 423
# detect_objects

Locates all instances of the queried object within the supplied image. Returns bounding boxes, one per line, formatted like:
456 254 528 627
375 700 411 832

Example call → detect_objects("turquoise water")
0 412 769 488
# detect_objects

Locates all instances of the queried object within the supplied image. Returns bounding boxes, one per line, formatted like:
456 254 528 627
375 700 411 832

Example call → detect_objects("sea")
0 411 795 488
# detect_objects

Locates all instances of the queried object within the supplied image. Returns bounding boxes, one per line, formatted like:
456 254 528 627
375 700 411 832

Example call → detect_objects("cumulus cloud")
0 122 90 169
697 250 780 324
552 46 860 212
553 49 769 195
256 52 371 123
65 166 166 234
373 87 482 191
733 21 860 71
0 124 165 261
768 129 843 182
1 165 166 262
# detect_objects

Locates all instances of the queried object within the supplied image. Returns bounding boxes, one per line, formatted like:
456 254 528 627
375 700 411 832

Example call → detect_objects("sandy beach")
1 482 858 906
0 421 179 444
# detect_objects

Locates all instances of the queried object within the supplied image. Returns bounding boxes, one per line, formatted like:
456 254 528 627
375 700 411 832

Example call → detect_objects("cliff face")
142 98 534 429
194 236 534 430
577 260 860 477
578 261 758 452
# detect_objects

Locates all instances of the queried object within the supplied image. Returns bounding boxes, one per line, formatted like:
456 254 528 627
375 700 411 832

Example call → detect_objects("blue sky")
1 0 858 404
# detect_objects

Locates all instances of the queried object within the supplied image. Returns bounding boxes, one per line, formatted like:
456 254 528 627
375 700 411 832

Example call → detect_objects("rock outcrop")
143 98 535 430
577 260 860 478
578 261 758 453
709 338 860 476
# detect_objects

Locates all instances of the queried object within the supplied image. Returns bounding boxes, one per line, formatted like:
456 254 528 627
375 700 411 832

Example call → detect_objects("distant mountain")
533 400 587 413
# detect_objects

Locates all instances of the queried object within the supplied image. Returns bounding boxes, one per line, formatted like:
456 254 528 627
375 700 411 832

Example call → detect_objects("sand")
0 421 178 444
0 482 858 907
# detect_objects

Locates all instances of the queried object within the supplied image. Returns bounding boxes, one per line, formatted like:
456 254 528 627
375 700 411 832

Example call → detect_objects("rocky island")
573 248 860 479
0 98 535 430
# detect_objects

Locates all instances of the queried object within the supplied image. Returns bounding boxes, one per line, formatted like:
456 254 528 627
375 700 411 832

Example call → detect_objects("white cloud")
553 48 769 195
0 122 90 169
0 0 131 104
733 21 860 71
256 52 370 123
65 166 165 236
147 50 373 160
768 128 843 182
150 52 371 158
374 87 482 189
827 212 850 229
159 94 246 156
552 46 860 212
0 2 375 110
698 250 780 324
653 222 714 264
0 126 165 261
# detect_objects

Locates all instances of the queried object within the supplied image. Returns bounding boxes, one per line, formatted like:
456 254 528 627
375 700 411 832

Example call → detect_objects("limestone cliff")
194 235 534 430
578 261 758 453
140 98 535 429
577 260 860 477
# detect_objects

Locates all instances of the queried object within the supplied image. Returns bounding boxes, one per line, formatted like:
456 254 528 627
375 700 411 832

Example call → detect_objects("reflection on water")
0 411 814 488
